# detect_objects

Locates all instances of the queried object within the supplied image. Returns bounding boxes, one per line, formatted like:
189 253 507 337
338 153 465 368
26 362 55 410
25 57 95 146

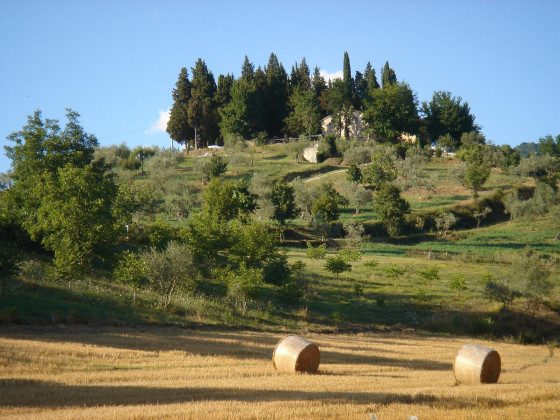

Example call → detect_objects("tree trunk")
133 289 136 306
193 125 199 150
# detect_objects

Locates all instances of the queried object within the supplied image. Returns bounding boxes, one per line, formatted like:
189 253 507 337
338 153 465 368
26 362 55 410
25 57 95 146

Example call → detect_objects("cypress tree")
364 61 380 91
167 67 194 148
241 55 255 82
264 53 289 137
381 61 397 88
188 59 218 149
342 51 354 102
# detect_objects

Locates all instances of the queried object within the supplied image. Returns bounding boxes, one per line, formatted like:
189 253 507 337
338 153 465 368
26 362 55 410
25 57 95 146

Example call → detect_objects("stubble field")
0 326 558 419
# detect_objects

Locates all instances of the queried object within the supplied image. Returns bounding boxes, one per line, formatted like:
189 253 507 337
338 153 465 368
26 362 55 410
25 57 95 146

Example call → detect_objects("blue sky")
1 0 559 173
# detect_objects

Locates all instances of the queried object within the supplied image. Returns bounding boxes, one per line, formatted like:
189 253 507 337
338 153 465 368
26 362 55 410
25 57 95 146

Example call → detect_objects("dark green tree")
342 51 354 103
362 150 398 190
312 66 329 116
538 134 560 157
202 178 257 223
372 184 410 237
270 179 298 225
264 53 289 137
311 182 348 225
5 110 121 282
421 91 478 148
167 68 194 148
290 57 312 91
285 87 322 136
229 221 279 267
219 58 265 139
240 55 255 81
381 61 397 87
346 162 362 183
365 61 380 93
363 82 419 143
114 251 147 305
324 255 352 278
215 74 235 107
188 58 218 149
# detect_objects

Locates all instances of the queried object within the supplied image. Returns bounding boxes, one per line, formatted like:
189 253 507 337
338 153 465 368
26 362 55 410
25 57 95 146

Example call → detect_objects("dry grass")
1 326 559 419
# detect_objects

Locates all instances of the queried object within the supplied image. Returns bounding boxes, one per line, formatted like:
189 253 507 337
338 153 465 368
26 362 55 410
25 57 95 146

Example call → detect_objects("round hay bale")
272 335 320 374
453 343 501 384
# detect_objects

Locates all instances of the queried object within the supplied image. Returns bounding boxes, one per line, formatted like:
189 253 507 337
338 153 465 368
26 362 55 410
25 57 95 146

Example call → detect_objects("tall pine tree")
381 61 397 88
342 51 354 103
264 53 288 137
167 68 194 148
188 59 218 149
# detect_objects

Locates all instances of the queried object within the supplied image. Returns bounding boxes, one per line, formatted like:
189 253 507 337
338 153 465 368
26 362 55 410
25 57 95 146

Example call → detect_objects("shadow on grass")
0 379 511 409
320 349 452 371
263 154 289 160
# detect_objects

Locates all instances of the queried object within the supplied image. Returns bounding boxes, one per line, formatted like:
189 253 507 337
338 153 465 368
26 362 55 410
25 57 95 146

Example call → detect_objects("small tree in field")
449 274 468 297
324 255 352 278
417 266 439 287
473 206 492 230
114 251 147 305
224 263 263 315
384 264 406 283
306 242 327 259
142 242 197 310
435 212 457 238
372 184 410 238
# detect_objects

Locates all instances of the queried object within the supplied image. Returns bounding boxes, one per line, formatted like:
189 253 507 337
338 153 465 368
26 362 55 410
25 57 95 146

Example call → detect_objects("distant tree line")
166 52 480 150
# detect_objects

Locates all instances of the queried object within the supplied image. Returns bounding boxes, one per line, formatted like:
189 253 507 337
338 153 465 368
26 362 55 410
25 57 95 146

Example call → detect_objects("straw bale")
453 343 501 384
272 335 320 373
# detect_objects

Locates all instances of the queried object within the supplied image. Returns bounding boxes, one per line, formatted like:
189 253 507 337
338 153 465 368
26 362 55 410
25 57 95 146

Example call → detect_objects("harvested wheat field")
0 326 558 420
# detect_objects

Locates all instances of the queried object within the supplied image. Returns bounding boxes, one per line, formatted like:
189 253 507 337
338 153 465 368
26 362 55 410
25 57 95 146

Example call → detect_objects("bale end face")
454 343 501 384
273 335 320 374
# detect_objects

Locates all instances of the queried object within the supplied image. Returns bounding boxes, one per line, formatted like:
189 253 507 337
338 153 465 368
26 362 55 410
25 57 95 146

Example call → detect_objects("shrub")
449 274 468 291
306 242 327 259
324 255 352 278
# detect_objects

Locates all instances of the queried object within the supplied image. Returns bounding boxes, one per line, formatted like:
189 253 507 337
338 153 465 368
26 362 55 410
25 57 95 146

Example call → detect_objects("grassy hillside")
2 141 559 343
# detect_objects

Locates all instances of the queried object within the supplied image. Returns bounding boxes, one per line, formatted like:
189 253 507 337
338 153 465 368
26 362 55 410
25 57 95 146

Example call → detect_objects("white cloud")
147 109 170 134
320 70 343 82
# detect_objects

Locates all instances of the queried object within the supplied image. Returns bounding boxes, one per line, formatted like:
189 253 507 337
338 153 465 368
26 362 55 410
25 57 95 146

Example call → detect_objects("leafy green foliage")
417 266 440 286
449 274 467 291
381 61 397 88
362 150 398 190
228 221 278 267
482 273 520 307
422 91 478 147
202 178 257 223
312 183 347 225
223 263 263 314
113 251 147 305
435 212 457 237
324 255 352 278
306 242 327 259
141 242 196 310
372 184 410 237
285 87 322 136
193 154 228 182
538 134 560 157
270 179 298 225
0 246 21 281
363 82 418 143
383 264 406 280
167 67 194 146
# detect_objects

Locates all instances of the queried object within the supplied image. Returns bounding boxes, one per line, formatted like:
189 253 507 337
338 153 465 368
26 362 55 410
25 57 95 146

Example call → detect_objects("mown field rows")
0 327 558 419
